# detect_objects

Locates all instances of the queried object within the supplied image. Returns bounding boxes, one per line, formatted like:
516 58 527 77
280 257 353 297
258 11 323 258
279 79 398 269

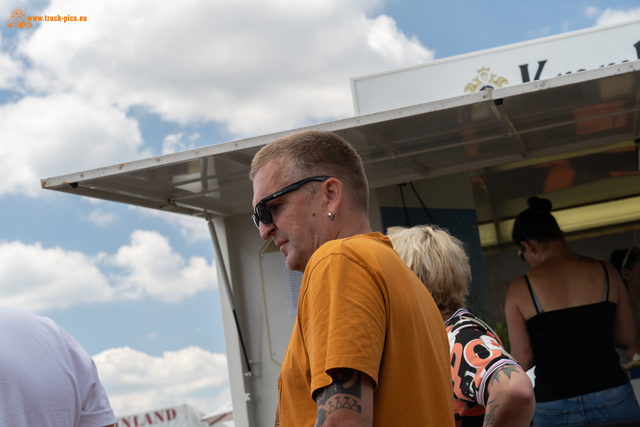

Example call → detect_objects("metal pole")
207 219 252 376
409 182 437 225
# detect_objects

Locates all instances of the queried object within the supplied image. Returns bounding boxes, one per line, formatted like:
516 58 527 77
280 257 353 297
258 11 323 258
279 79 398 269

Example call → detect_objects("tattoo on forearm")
489 365 518 387
314 369 362 427
483 399 498 426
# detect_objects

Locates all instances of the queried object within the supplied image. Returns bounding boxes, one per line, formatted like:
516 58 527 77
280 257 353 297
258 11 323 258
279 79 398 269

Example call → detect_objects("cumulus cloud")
109 230 216 302
362 14 429 64
1 0 435 197
0 41 24 89
132 207 211 242
594 7 640 26
14 0 433 137
94 346 229 416
87 209 116 226
0 93 150 197
584 6 600 18
0 230 217 313
0 0 42 15
0 241 113 313
161 132 200 155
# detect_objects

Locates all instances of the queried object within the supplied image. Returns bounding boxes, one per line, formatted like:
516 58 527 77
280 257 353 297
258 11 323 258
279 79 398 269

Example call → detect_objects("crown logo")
464 67 508 93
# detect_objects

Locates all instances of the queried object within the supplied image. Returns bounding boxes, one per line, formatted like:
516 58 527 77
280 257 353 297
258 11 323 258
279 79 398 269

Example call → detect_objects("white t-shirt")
0 307 116 427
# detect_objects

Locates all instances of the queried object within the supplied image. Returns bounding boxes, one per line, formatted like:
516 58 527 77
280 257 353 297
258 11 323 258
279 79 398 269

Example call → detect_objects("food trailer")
42 20 640 426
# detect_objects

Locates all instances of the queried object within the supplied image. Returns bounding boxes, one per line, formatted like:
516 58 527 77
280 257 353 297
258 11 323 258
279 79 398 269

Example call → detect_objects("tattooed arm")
313 368 374 427
482 365 535 427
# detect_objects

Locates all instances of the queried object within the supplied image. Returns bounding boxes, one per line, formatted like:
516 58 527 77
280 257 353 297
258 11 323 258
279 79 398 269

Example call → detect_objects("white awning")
41 61 640 218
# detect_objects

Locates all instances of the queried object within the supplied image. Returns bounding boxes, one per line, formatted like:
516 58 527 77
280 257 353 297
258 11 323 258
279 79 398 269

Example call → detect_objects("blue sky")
1 0 639 417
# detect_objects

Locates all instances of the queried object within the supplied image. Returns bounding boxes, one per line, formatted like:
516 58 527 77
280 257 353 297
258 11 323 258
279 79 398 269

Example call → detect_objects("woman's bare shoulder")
507 275 529 302
601 260 625 300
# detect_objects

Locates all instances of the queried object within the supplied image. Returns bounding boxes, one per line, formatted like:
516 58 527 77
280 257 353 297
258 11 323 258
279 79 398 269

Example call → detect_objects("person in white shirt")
0 306 117 427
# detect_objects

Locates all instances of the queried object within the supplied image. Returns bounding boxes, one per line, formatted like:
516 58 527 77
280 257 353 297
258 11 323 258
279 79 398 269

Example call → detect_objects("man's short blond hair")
249 130 369 212
387 225 471 313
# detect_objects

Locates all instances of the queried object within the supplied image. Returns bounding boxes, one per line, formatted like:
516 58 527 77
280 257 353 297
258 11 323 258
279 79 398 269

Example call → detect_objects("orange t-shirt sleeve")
302 252 387 399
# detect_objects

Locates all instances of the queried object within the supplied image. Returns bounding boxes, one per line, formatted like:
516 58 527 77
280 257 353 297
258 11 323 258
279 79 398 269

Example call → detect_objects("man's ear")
324 177 343 212
623 269 633 282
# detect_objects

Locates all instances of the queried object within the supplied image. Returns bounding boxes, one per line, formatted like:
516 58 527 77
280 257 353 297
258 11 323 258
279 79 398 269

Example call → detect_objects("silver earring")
328 211 335 219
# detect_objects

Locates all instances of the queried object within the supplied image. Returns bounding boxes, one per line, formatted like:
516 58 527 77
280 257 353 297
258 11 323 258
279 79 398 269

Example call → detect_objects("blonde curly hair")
387 225 471 313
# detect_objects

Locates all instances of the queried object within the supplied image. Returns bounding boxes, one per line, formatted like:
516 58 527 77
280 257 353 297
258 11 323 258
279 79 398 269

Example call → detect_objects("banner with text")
351 19 640 115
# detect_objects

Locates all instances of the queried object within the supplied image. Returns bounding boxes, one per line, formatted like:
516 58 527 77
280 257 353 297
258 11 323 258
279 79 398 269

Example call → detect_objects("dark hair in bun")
527 196 552 213
512 197 563 245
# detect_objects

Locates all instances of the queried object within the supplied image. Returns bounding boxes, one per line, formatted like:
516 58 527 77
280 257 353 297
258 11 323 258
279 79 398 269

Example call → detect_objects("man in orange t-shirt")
250 129 454 427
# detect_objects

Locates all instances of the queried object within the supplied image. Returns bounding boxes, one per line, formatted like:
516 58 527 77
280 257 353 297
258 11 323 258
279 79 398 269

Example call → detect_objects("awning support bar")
357 127 431 176
207 219 252 376
486 97 529 158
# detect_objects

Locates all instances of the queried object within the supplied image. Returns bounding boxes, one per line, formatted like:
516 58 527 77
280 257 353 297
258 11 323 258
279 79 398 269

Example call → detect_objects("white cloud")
14 0 433 137
0 40 24 89
83 196 106 206
362 14 429 64
109 230 217 302
132 207 211 243
94 346 229 416
161 132 199 155
584 6 600 18
1 0 434 200
0 230 217 313
0 93 150 197
0 0 42 14
0 241 113 313
87 209 116 226
595 7 640 26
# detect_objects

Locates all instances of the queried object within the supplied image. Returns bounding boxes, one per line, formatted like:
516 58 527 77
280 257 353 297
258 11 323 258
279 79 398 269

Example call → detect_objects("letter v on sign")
519 60 547 83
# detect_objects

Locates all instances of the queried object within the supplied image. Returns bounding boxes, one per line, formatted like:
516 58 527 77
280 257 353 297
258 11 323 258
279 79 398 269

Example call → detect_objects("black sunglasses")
518 238 534 262
252 176 331 229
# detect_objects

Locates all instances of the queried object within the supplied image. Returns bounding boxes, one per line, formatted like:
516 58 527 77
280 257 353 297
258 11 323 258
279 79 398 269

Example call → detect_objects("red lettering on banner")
118 408 179 426
134 415 150 427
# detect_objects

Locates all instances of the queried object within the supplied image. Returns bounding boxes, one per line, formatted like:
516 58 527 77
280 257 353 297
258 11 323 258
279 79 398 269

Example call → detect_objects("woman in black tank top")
505 197 640 427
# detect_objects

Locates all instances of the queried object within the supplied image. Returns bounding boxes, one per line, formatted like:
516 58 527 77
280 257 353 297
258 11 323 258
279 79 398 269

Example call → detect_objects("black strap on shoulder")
599 261 610 301
525 274 544 314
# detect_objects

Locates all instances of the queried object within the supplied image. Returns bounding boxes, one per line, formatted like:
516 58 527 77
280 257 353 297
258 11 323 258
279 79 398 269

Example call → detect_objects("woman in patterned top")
388 225 534 427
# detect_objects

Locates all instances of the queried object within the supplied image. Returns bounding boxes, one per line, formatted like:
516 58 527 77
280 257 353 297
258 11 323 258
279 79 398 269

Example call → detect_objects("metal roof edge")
41 60 640 190
488 59 639 99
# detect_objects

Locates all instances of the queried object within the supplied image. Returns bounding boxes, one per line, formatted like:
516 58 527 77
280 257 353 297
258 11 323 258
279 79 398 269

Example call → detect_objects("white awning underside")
42 61 640 220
